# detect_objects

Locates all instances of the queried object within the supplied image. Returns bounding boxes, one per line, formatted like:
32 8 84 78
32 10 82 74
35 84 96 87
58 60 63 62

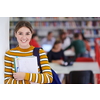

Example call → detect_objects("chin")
20 44 29 47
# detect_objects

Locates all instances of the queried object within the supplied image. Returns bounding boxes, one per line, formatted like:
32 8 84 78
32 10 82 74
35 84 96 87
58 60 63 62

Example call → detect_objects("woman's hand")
13 72 25 80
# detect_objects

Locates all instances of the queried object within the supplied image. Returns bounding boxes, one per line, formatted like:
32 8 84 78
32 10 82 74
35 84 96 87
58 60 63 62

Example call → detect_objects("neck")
47 38 51 41
19 45 30 49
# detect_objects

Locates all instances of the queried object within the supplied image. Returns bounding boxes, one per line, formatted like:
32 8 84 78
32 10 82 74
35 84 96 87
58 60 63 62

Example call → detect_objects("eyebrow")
18 31 31 33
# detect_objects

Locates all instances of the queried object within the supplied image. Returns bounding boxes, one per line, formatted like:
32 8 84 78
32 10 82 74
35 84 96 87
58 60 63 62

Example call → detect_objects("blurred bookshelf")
9 17 100 58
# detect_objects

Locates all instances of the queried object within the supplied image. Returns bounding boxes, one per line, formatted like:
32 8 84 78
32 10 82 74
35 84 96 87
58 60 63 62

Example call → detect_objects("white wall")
0 17 9 84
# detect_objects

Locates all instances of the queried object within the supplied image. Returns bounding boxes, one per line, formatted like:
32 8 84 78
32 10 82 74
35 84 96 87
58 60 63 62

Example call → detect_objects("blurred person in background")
41 31 56 47
58 29 71 50
29 33 41 47
47 40 66 83
64 33 88 58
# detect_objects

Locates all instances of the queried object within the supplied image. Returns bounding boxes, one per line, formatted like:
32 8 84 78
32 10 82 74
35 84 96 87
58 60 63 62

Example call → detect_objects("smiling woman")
15 27 32 49
14 21 33 49
4 21 53 84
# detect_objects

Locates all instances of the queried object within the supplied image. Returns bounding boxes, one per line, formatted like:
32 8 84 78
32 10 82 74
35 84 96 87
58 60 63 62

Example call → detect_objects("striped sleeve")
4 52 30 84
24 49 53 84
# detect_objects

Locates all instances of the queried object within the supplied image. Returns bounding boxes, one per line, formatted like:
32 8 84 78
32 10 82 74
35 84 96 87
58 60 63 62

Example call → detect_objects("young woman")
47 40 66 83
4 21 53 84
58 30 71 50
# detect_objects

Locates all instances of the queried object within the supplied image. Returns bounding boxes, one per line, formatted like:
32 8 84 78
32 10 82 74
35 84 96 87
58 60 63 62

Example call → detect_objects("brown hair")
48 31 52 36
74 33 80 39
52 40 62 49
14 21 34 34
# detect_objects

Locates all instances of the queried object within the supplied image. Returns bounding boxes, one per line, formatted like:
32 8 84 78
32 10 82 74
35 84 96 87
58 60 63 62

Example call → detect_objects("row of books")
67 29 100 36
10 28 100 37
84 29 100 36
10 21 100 28
10 17 100 21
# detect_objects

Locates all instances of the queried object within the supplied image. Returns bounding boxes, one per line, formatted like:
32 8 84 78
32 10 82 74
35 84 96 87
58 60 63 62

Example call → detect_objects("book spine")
14 58 17 72
14 57 18 72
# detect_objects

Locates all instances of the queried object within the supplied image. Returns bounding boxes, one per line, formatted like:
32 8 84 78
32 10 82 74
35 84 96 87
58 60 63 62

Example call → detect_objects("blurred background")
10 17 100 59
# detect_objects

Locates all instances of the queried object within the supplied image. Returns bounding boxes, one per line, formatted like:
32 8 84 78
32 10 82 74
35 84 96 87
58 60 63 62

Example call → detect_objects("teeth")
21 40 27 42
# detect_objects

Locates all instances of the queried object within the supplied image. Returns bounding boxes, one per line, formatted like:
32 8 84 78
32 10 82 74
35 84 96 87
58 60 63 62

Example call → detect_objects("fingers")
13 72 25 80
13 73 20 80
13 73 17 79
13 75 18 80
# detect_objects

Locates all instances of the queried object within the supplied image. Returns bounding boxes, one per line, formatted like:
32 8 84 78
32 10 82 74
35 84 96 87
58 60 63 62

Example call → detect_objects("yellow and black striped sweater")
4 46 53 84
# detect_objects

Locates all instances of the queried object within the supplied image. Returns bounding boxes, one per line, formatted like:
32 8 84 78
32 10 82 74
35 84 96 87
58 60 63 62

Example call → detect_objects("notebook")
14 56 38 73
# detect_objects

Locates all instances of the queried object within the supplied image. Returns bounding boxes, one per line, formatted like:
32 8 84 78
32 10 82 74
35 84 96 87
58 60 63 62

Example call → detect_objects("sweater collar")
17 46 34 52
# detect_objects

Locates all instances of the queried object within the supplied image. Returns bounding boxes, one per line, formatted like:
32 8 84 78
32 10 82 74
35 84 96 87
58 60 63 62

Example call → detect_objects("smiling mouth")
21 40 27 43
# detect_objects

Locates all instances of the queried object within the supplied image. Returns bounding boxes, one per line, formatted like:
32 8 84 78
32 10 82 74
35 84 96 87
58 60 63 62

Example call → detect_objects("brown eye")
18 32 22 35
26 32 31 35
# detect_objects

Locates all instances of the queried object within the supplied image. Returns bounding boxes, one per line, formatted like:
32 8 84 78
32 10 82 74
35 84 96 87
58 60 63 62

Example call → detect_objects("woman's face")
15 27 32 49
61 34 66 40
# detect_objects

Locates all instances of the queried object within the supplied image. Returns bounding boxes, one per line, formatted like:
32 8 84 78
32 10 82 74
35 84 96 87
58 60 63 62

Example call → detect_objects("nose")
22 34 27 39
